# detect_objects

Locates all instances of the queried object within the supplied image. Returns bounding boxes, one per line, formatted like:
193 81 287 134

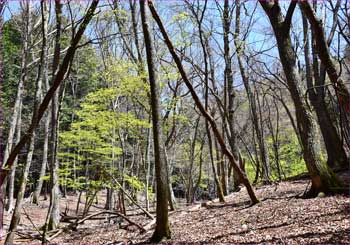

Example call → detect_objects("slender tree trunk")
105 126 116 210
5 1 47 241
207 125 225 202
47 0 62 231
192 137 204 202
145 126 152 211
33 109 50 204
6 103 21 213
140 0 171 241
234 0 270 182
187 118 200 203
3 1 30 213
33 0 49 205
0 1 5 239
267 97 282 180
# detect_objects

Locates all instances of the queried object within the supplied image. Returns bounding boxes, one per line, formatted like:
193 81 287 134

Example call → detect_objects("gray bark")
140 0 171 241
6 1 46 242
33 0 49 205
47 0 62 231
6 102 21 213
234 0 270 182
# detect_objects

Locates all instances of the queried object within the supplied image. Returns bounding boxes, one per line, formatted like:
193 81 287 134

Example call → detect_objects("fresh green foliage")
59 60 151 194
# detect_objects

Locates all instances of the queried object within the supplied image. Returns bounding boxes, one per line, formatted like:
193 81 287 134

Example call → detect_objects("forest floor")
3 171 350 244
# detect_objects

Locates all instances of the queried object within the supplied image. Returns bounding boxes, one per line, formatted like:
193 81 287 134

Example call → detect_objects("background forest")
0 0 349 243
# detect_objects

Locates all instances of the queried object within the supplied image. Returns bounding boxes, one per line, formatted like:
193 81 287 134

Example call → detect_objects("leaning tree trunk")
140 0 171 242
148 0 259 204
260 1 342 196
3 0 30 211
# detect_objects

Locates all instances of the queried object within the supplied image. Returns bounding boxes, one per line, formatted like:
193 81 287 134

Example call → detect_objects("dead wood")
68 210 146 233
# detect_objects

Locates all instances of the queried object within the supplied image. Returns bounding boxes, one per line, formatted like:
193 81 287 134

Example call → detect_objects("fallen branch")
107 173 154 220
68 210 146 233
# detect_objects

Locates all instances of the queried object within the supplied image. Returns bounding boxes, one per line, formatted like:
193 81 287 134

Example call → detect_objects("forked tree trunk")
140 0 171 242
260 1 342 196
300 2 350 169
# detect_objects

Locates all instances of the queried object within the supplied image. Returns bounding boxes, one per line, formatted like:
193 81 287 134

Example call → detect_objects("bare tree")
140 0 171 241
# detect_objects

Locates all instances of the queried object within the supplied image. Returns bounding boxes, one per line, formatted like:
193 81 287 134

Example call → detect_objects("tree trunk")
3 0 30 213
234 0 270 182
0 1 5 239
145 125 152 211
260 1 342 196
300 2 350 168
140 0 171 242
192 137 204 202
207 122 225 202
33 0 49 205
186 117 200 203
7 103 21 213
5 1 46 241
47 0 62 231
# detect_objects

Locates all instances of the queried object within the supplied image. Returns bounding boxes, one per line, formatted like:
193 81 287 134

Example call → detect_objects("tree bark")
260 1 342 196
33 0 49 205
3 0 30 213
234 0 270 182
0 0 5 239
140 0 171 242
6 103 21 213
6 0 46 241
47 0 62 231
300 1 350 165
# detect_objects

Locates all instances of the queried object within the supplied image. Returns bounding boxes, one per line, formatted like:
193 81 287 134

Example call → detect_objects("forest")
0 0 349 244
